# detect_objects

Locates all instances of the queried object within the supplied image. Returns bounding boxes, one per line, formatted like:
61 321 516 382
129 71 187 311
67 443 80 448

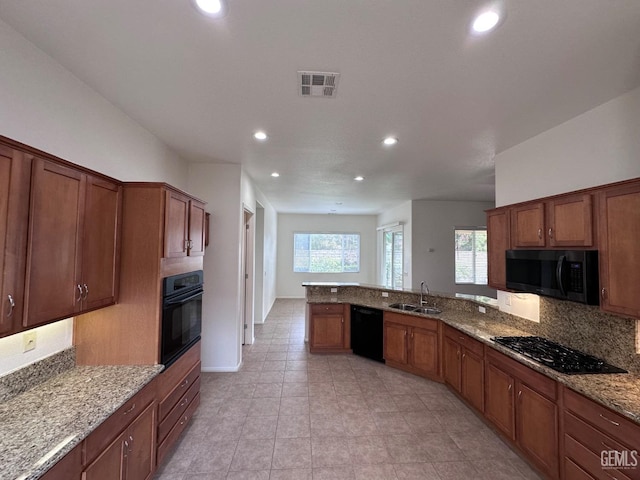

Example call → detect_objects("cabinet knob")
548 228 553 238
6 294 15 318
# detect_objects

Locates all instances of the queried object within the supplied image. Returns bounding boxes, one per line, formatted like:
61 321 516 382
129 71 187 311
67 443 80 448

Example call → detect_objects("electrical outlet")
478 306 486 314
381 292 389 297
23 331 37 352
330 287 338 293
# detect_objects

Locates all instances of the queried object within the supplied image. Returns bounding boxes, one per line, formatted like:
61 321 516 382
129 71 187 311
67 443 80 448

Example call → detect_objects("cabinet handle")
75 284 83 303
508 384 512 391
548 228 553 238
180 397 189 407
123 403 136 415
83 284 89 299
462 353 466 359
601 288 606 300
6 294 15 318
537 228 542 239
341 318 344 323
180 415 188 426
599 413 620 426
180 378 189 388
129 435 134 446
518 390 522 399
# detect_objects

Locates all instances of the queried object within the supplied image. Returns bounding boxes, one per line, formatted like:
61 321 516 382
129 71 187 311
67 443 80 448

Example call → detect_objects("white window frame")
454 227 488 285
293 232 361 273
381 224 404 289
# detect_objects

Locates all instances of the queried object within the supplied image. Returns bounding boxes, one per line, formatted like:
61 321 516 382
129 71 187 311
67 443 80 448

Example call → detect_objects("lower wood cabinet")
156 341 202 466
308 303 351 353
383 311 439 380
562 387 640 480
442 325 484 412
485 348 559 479
40 443 82 480
83 379 157 480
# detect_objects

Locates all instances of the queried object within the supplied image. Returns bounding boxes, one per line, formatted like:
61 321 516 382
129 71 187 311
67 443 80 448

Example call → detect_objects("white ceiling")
1 1 639 214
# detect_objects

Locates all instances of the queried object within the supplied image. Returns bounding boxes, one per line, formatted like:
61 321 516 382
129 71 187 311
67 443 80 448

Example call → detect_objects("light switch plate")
23 331 37 352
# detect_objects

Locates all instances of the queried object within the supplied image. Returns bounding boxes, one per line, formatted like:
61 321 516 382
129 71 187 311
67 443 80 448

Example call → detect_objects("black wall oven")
161 270 203 367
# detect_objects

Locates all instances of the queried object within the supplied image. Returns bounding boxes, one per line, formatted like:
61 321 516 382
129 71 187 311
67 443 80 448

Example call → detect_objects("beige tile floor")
154 299 543 480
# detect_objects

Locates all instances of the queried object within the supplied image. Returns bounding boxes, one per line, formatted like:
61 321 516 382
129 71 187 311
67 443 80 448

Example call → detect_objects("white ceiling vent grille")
298 71 340 98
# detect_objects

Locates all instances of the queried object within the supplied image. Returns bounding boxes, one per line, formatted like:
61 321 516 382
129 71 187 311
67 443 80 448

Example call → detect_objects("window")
382 226 403 288
455 228 487 285
294 233 360 273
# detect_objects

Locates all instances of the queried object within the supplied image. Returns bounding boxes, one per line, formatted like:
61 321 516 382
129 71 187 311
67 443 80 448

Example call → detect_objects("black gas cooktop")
491 336 627 375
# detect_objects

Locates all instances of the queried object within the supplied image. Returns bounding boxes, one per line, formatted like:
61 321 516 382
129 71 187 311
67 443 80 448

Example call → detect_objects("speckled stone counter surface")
0 359 163 480
304 283 640 426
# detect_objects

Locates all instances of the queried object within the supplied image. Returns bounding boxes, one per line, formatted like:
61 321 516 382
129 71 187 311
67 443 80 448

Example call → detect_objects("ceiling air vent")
298 71 340 98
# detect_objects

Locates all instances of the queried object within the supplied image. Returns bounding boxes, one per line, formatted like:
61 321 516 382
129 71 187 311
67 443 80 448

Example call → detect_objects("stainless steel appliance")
161 270 203 367
505 249 599 304
492 336 627 374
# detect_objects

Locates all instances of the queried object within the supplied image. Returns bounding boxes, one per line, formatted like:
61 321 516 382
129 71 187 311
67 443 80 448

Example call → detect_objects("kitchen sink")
411 306 442 315
388 303 418 311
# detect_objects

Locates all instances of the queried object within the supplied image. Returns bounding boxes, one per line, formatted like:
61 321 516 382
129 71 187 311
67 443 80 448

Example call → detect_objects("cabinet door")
547 194 593 247
0 147 31 336
125 402 156 480
409 326 438 376
487 208 510 290
516 382 558 479
82 176 122 311
83 430 127 480
188 200 206 257
511 202 545 247
383 322 407 365
599 183 640 318
310 314 344 348
461 348 484 412
24 159 84 327
163 190 189 258
442 337 461 392
484 362 515 439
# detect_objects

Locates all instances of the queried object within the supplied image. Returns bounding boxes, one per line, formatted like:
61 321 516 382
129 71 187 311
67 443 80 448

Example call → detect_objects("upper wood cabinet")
546 194 593 247
598 182 640 318
24 158 122 327
486 207 510 290
511 202 546 247
0 146 31 337
164 190 206 258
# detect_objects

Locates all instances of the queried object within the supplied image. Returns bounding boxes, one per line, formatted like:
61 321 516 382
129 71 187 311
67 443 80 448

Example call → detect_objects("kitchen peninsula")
304 282 640 480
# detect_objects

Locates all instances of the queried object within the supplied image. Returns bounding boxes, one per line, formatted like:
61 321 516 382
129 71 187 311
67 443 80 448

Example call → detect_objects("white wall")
277 214 377 298
0 20 188 377
411 200 496 298
376 201 412 288
495 85 640 207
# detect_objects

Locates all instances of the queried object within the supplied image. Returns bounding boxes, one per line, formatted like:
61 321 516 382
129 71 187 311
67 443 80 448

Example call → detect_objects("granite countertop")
307 292 640 426
0 364 163 480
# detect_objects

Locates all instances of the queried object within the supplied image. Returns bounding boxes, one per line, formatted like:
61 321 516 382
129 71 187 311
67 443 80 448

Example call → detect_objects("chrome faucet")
420 281 430 305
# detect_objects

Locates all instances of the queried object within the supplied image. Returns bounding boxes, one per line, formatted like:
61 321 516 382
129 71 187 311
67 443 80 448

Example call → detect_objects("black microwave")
505 250 599 305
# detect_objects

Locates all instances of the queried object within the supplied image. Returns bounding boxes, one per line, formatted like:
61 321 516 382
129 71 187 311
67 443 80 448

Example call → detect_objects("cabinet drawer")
384 311 438 331
565 457 597 480
84 379 156 464
565 412 629 459
159 361 201 421
157 341 201 399
564 434 634 480
564 388 640 451
310 303 344 315
157 391 200 466
444 325 484 356
158 375 201 443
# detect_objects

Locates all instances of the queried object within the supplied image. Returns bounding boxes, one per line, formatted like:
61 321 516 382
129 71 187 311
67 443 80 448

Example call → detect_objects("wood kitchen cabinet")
443 325 484 412
598 181 640 318
164 190 206 258
40 443 82 480
383 311 440 380
486 207 510 290
485 348 559 479
24 158 122 327
510 195 594 249
308 303 350 353
156 341 201 466
0 146 31 337
562 387 640 480
84 380 157 480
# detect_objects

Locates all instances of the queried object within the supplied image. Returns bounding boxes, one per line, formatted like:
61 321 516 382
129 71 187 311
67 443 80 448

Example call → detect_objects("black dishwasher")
350 305 384 363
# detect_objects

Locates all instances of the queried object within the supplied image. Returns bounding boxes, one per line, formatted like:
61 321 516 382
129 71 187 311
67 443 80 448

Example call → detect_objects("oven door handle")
164 290 204 306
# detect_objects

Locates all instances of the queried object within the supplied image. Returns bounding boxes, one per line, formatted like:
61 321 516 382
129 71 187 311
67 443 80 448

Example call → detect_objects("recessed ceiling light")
472 10 501 33
354 176 364 182
193 0 227 17
271 172 280 177
254 131 268 141
383 136 398 146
